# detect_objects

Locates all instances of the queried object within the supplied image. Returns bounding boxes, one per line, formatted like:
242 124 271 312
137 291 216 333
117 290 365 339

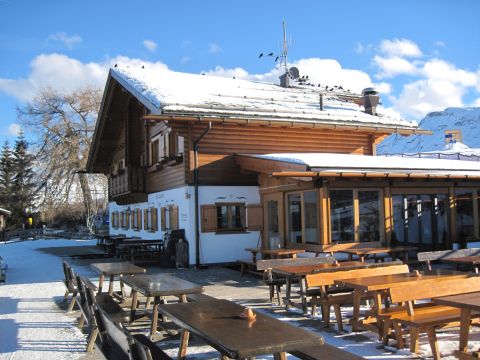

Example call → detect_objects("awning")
235 153 480 180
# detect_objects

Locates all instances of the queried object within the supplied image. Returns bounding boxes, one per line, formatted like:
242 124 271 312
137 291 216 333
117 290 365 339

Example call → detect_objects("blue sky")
0 0 479 145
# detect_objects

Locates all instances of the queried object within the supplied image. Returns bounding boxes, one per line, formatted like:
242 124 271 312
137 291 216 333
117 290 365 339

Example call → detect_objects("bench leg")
179 329 190 360
63 290 70 299
273 352 287 360
322 304 331 328
78 314 86 328
426 328 440 360
393 321 404 349
311 299 317 317
275 284 283 306
409 327 420 353
269 285 275 303
382 319 392 346
86 326 99 352
333 304 343 332
67 292 77 312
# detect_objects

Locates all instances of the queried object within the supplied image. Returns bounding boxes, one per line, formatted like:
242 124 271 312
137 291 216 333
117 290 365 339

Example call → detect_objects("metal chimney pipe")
319 93 324 111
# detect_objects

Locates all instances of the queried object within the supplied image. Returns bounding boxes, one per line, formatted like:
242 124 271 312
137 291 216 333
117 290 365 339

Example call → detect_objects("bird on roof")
339 86 343 90
142 65 145 69
258 53 264 58
114 64 117 68
275 56 279 62
325 85 328 90
267 52 274 56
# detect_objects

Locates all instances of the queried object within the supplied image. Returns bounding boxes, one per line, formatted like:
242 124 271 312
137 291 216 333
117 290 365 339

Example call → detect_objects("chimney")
279 72 290 88
361 87 380 115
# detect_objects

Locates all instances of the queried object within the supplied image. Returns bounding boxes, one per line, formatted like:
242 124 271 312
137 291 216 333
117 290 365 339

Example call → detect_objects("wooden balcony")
109 166 147 204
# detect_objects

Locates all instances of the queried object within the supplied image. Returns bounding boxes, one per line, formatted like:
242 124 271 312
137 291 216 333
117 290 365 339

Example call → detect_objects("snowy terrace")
1 238 480 359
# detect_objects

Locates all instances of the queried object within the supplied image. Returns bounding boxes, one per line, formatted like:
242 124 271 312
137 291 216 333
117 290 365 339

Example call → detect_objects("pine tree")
11 132 38 227
0 141 15 210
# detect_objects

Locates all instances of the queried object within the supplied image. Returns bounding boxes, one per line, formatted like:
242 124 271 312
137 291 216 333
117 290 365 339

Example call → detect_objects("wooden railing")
109 166 145 198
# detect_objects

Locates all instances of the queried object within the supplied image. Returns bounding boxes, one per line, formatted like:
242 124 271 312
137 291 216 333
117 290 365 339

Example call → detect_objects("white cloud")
373 55 419 79
180 56 190 65
423 59 477 87
390 79 465 118
380 38 422 58
8 123 21 136
474 98 480 107
143 40 157 53
208 43 223 54
435 40 446 47
355 42 365 54
0 53 170 102
48 32 82 49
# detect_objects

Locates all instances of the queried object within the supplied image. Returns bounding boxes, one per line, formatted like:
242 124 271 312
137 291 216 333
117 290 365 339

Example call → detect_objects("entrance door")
263 193 284 249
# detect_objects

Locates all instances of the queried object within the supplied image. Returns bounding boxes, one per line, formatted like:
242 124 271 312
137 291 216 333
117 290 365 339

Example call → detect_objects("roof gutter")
141 114 431 136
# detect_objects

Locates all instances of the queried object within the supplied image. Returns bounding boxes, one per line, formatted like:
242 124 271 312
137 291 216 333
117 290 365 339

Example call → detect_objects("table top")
121 273 204 297
342 245 417 256
273 261 366 276
433 291 480 311
442 256 480 265
116 240 164 248
157 299 324 359
337 269 470 291
245 248 305 256
90 262 146 276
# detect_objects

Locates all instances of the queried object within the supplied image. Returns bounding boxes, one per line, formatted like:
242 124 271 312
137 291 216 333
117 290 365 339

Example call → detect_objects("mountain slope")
377 107 480 154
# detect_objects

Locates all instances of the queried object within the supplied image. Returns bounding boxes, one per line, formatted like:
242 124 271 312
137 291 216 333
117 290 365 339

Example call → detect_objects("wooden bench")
289 241 382 257
386 276 480 360
417 248 480 270
95 305 172 360
186 293 217 302
237 259 259 277
305 263 409 332
256 257 334 305
76 275 100 352
0 256 7 283
290 343 365 360
62 261 78 312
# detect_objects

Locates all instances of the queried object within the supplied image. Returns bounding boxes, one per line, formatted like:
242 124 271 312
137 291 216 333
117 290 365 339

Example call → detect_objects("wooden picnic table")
90 262 146 296
433 291 480 360
245 247 305 262
121 273 204 339
157 298 324 359
341 245 417 262
116 240 164 264
442 255 480 274
336 269 471 333
272 261 365 311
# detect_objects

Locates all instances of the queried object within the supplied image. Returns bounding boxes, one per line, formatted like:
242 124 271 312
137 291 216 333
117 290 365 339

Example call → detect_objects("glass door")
263 193 284 249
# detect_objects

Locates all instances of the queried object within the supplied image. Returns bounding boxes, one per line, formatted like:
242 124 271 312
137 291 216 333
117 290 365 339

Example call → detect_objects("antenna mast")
282 20 289 73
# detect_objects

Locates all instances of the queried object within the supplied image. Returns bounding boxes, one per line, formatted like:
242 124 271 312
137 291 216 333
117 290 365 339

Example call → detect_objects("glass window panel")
287 194 302 243
267 200 280 247
420 195 433 244
358 190 381 243
217 205 228 229
303 191 319 244
436 195 448 246
330 190 354 243
455 189 474 246
406 195 420 244
392 195 405 245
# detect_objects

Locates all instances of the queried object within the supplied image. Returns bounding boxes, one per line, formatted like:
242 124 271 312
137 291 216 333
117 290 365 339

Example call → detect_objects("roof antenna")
282 20 289 74
279 20 298 88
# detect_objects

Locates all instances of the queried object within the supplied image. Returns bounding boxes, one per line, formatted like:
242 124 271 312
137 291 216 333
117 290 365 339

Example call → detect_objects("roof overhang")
142 114 431 136
236 153 480 180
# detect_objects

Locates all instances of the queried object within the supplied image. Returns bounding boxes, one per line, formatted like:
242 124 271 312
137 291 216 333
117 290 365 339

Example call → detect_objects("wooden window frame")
328 187 384 243
285 190 321 245
215 202 247 233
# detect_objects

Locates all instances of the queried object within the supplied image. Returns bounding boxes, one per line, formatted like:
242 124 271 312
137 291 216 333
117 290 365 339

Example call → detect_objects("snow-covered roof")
386 142 480 162
247 152 480 177
111 66 419 131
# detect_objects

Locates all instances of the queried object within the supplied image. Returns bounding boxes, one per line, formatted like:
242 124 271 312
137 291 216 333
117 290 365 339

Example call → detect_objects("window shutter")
170 205 179 230
201 205 217 232
137 210 142 230
161 207 167 231
143 209 148 230
247 204 263 231
151 207 158 231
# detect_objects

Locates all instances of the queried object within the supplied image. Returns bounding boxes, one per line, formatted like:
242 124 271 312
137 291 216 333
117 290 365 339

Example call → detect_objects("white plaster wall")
197 186 260 264
109 185 260 265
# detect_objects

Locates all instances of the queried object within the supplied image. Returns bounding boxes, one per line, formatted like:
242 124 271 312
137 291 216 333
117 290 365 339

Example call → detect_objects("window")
217 203 245 232
131 209 142 231
151 139 159 165
150 132 170 165
392 193 449 250
201 203 261 233
111 211 119 228
286 190 319 245
176 135 184 155
330 189 383 243
456 189 474 246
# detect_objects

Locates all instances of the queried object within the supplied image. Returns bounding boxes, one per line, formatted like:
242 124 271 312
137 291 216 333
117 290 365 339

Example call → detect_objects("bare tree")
17 86 107 232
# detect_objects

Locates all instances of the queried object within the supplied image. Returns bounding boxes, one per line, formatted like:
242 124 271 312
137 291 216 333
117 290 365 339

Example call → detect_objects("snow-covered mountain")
377 107 480 154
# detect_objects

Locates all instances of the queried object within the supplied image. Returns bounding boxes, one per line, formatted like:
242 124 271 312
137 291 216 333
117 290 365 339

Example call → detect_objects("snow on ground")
1 238 480 359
